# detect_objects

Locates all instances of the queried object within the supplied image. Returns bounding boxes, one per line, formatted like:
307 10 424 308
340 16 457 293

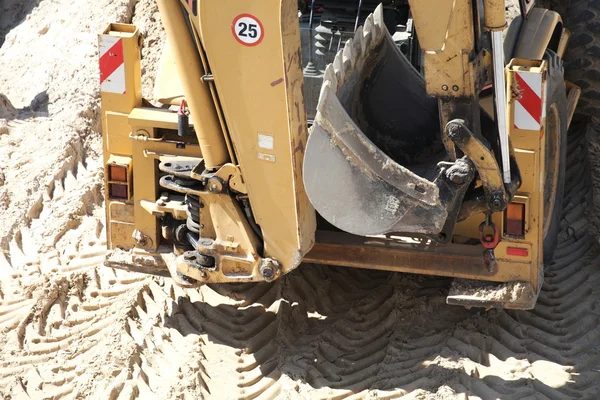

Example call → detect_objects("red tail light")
507 247 528 257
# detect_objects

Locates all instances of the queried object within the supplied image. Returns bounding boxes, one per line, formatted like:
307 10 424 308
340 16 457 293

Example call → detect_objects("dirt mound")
1 1 600 399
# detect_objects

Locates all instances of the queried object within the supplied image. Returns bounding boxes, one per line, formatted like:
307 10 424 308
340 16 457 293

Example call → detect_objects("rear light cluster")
108 164 130 200
505 202 525 236
505 201 528 257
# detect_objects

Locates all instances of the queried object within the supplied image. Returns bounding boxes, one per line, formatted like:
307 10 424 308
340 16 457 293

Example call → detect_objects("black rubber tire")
563 0 600 117
543 51 569 264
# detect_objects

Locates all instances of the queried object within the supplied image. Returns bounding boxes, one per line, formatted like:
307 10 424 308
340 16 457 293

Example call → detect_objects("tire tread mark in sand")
2 123 600 399
172 120 600 400
169 280 286 399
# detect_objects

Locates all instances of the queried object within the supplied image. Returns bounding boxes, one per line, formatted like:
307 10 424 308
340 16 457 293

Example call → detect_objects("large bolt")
259 258 281 281
447 123 461 139
207 177 225 193
260 264 275 280
491 196 505 211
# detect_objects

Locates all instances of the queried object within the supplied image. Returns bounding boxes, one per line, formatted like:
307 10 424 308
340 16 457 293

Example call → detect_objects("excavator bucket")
304 6 471 237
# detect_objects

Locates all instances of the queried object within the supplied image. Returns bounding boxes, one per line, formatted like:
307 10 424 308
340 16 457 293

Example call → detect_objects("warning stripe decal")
187 0 197 15
513 71 543 131
99 36 126 94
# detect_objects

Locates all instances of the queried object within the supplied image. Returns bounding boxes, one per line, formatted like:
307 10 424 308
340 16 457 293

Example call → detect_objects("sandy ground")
1 1 600 399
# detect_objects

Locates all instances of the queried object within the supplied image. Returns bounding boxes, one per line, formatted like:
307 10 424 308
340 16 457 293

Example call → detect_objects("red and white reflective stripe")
513 71 544 131
99 35 126 94
186 0 197 15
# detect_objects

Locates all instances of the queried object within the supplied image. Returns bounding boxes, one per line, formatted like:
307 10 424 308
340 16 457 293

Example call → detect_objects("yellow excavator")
99 0 584 309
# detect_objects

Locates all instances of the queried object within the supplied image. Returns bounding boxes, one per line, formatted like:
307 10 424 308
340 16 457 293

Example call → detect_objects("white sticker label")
258 133 274 150
232 14 264 46
258 153 276 163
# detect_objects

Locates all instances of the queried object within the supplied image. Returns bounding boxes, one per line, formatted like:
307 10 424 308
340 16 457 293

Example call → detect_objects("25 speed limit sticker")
232 14 264 46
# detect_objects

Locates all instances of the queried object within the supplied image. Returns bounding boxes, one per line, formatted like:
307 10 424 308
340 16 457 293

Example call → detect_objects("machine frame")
99 0 579 309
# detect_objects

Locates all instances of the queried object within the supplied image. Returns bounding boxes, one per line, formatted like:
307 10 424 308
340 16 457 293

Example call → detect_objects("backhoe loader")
99 0 582 309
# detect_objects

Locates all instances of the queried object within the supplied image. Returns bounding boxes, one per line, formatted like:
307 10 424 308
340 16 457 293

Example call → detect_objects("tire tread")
564 0 600 116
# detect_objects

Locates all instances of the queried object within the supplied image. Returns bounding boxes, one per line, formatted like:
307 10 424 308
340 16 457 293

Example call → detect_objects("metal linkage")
479 213 499 273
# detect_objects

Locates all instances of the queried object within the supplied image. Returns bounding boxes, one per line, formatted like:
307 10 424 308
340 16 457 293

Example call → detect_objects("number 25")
238 22 258 39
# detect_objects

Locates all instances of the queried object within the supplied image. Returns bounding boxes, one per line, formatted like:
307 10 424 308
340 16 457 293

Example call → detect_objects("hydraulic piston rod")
492 31 511 184
484 0 511 184
156 0 229 169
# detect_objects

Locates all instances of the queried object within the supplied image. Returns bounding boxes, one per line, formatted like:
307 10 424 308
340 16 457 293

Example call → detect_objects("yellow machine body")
100 0 578 309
